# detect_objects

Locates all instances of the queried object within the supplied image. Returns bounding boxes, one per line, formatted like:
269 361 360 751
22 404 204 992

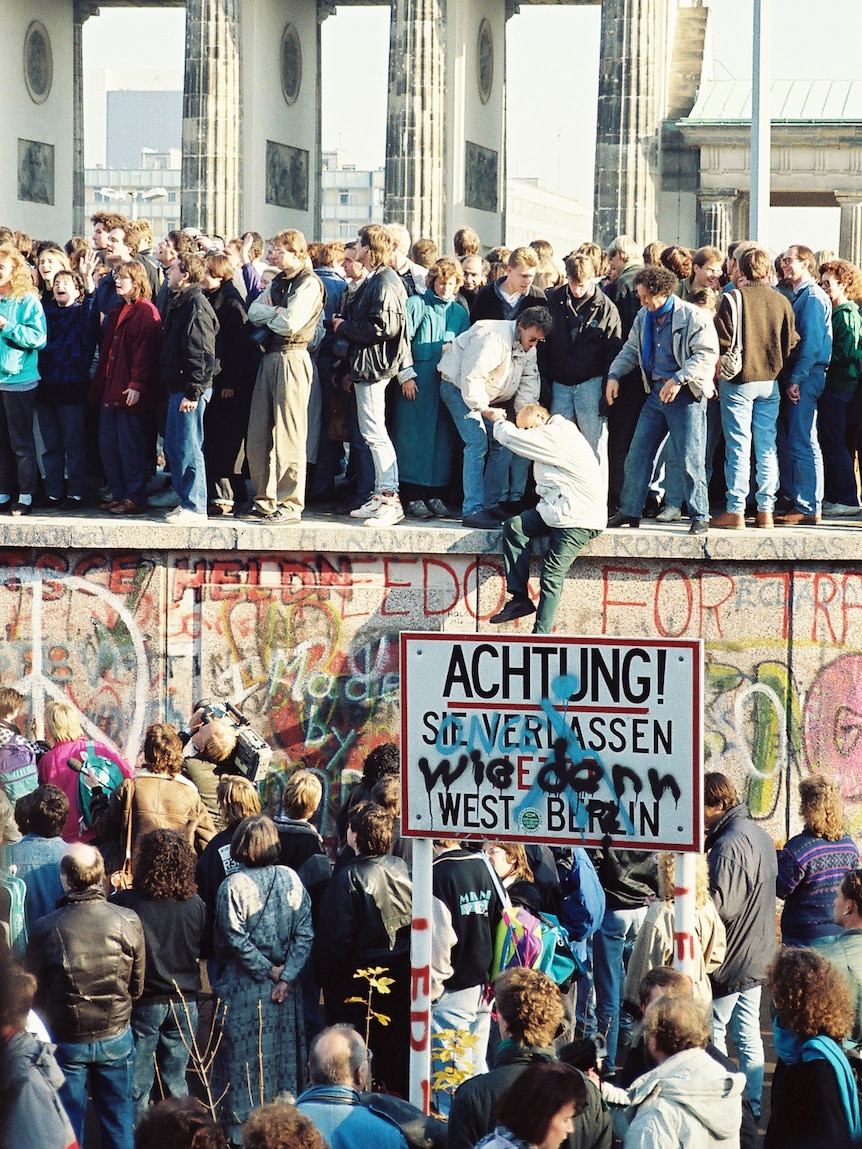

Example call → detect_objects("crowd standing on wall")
0 220 859 626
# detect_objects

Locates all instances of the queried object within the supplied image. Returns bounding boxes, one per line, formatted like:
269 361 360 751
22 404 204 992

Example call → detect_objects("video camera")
183 699 273 783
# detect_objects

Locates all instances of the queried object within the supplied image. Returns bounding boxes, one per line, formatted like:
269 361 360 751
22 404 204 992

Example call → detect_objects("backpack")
0 865 28 959
556 847 606 943
0 738 38 806
72 742 126 832
483 855 583 992
490 903 583 992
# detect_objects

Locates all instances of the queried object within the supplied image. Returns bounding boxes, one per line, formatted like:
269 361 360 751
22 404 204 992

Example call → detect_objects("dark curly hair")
133 830 198 899
135 1098 226 1149
767 947 852 1042
634 264 680 299
361 742 400 786
243 1103 327 1149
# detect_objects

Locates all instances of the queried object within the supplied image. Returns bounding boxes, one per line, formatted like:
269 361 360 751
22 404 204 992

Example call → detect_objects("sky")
83 0 861 250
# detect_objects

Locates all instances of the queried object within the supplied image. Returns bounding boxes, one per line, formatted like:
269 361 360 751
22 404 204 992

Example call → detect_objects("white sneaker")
822 502 862 517
165 507 208 524
656 505 682 522
364 495 405 527
350 494 384 519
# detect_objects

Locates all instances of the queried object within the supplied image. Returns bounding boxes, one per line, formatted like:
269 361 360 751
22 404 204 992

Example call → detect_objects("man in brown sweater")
710 245 799 529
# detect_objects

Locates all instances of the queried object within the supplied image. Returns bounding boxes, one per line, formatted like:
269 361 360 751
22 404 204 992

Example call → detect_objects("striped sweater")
777 829 859 943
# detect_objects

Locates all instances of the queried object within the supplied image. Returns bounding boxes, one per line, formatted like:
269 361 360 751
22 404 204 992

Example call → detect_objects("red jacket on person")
90 299 164 413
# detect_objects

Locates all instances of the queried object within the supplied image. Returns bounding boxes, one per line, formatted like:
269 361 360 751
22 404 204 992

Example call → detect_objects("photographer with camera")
180 699 273 830
182 706 240 830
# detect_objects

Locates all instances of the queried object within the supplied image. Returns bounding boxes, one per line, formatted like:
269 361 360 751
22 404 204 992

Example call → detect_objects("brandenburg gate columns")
385 0 506 249
182 0 241 238
594 0 664 248
837 193 862 267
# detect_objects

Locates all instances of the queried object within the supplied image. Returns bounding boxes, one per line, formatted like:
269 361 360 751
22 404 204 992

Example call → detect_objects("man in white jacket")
624 994 744 1149
438 307 552 529
486 403 606 632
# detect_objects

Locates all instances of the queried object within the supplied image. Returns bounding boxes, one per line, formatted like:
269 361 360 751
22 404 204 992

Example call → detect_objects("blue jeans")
431 984 491 1116
711 986 765 1117
720 379 780 512
354 379 398 493
552 377 608 487
37 401 87 499
99 407 153 505
440 381 508 515
342 384 374 506
818 389 859 505
131 999 198 1122
777 371 825 514
164 389 211 513
56 1027 135 1149
593 905 647 1070
619 382 708 522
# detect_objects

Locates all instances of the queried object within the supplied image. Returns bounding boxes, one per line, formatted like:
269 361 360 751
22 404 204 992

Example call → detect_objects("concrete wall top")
2 512 862 561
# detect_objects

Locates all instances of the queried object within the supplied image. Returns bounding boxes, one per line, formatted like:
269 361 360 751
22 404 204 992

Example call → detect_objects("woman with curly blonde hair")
624 852 725 1008
0 242 47 514
777 775 859 947
765 947 861 1148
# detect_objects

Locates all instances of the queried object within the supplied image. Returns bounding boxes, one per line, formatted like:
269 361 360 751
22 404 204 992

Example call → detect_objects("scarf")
773 1020 861 1137
642 296 675 376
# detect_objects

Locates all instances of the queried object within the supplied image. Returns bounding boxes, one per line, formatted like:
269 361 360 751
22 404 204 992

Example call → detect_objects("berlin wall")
1 528 860 845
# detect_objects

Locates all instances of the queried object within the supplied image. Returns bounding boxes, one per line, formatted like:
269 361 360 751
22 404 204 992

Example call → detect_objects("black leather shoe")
607 511 640 528
463 511 502 529
689 519 709 535
405 500 433 519
490 597 537 624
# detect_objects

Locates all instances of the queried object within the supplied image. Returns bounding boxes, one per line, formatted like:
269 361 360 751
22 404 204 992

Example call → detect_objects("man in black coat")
160 251 219 523
26 843 145 1149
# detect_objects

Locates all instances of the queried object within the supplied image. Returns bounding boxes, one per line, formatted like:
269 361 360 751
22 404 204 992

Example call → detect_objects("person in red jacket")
90 258 163 514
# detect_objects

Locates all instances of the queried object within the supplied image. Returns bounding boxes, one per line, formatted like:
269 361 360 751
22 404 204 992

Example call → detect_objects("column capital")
73 0 100 25
317 0 337 25
834 191 862 207
697 188 739 205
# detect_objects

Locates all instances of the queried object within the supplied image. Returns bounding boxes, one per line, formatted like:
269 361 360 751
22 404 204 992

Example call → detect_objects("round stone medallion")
24 21 52 105
280 24 302 105
477 19 493 105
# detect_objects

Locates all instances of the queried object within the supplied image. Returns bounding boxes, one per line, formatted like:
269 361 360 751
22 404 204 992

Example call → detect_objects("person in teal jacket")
392 257 470 518
0 244 48 515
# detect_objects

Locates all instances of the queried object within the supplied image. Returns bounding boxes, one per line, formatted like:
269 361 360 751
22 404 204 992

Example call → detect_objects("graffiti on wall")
1 548 861 841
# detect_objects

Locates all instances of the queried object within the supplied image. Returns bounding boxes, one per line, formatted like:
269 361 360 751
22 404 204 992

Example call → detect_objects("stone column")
837 194 862 266
384 0 446 246
697 190 738 253
72 1 98 238
182 0 241 238
594 0 663 248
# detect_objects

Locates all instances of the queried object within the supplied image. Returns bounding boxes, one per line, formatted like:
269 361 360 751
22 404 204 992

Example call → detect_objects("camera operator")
181 706 240 830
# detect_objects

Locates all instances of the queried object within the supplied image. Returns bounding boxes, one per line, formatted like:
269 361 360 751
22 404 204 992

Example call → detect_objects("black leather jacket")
337 266 412 384
313 853 412 989
26 887 145 1042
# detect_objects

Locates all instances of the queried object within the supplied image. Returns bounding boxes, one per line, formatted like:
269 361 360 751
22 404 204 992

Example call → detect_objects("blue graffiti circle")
552 674 580 703
518 808 542 833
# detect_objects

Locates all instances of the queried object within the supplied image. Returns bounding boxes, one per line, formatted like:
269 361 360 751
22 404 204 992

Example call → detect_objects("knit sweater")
777 829 859 943
714 283 799 384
